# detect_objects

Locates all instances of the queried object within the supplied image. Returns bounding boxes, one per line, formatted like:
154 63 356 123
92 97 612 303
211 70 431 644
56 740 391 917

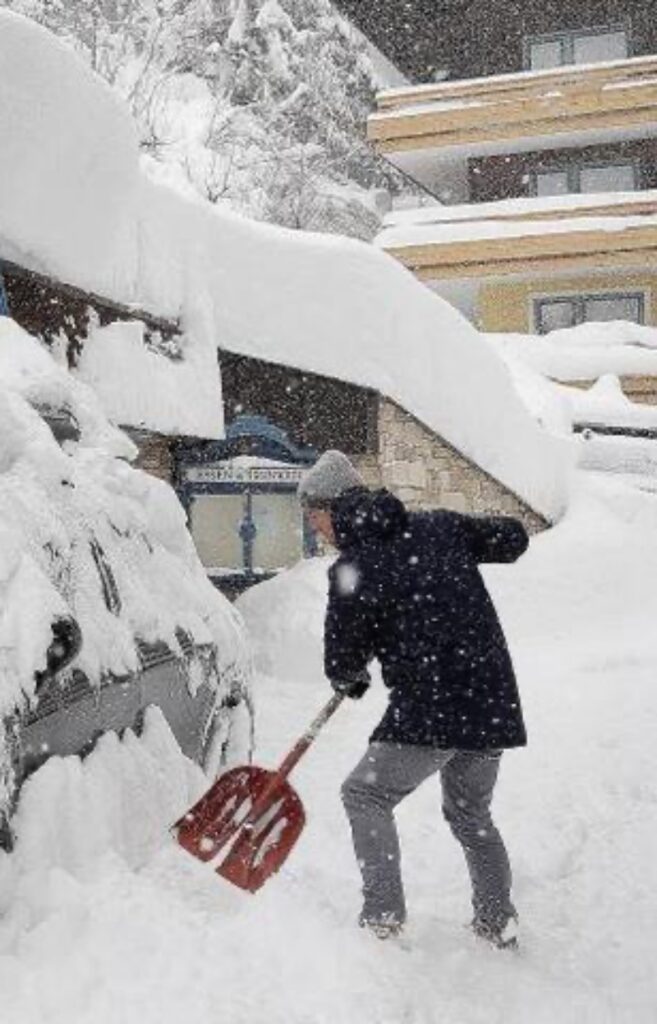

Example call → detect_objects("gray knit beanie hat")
297 450 365 508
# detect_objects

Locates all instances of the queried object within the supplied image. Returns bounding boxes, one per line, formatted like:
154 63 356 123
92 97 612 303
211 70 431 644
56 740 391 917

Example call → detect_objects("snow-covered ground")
0 473 655 1023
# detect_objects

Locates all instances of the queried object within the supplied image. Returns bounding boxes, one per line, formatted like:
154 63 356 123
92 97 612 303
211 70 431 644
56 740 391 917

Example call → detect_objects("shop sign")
186 463 305 485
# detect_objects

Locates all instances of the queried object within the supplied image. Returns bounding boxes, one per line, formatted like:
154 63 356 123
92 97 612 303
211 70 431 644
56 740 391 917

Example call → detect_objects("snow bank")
563 374 657 430
484 324 657 481
486 324 657 425
0 11 572 518
0 319 250 728
488 322 657 398
6 708 205 882
1 475 657 1021
236 556 332 682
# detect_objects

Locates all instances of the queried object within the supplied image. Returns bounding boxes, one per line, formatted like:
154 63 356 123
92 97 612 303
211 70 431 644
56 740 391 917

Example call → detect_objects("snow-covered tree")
2 0 411 238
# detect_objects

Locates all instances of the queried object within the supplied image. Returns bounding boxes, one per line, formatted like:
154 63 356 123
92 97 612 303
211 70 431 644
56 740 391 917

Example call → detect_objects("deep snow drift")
0 474 655 1023
484 323 657 483
487 321 657 393
0 10 571 518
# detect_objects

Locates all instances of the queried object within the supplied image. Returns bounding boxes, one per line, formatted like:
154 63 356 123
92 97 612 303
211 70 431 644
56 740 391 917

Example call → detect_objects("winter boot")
471 914 519 950
359 912 404 941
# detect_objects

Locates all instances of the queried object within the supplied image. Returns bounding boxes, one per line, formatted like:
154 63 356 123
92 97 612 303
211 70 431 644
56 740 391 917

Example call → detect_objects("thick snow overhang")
0 10 574 521
376 192 657 280
369 55 657 173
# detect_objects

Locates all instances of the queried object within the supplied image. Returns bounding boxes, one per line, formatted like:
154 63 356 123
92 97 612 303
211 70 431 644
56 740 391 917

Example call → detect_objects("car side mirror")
35 617 82 688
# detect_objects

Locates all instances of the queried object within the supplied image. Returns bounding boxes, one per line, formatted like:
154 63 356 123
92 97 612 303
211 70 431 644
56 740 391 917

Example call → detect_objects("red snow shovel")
171 692 345 893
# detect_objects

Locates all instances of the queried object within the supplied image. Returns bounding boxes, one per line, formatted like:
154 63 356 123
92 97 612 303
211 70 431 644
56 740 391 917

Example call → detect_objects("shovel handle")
232 694 345 838
274 692 345 782
212 692 345 859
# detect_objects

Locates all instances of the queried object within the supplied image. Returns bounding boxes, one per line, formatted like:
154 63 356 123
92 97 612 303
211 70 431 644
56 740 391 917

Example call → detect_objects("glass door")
250 492 305 573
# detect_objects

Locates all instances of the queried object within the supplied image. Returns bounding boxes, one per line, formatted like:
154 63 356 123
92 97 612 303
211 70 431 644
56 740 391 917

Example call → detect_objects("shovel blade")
172 765 305 892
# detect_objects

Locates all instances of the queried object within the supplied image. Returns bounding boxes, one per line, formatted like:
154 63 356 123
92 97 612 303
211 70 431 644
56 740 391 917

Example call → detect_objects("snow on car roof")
0 318 250 716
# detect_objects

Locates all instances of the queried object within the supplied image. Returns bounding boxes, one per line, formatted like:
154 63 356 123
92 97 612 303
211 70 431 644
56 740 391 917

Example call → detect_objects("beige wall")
567 374 657 405
477 270 657 334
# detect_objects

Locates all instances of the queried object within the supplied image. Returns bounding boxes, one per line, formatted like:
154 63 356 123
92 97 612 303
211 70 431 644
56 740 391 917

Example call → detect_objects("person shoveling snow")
297 450 529 948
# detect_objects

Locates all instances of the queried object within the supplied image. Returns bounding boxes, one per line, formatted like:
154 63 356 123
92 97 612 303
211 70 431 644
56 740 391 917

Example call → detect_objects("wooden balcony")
377 193 657 280
369 55 657 158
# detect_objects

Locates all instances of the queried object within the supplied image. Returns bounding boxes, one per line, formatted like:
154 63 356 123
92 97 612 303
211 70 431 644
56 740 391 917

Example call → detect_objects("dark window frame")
524 22 632 71
533 290 646 334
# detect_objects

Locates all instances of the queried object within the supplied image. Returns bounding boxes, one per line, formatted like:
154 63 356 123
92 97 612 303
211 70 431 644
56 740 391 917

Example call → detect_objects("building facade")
353 0 657 341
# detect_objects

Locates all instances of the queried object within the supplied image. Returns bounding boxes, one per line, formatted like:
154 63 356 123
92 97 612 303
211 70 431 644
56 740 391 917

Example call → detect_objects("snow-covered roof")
482 324 657 485
377 200 657 250
0 12 222 441
376 52 657 107
486 323 657 383
383 191 657 230
370 53 657 163
0 11 573 519
563 375 657 432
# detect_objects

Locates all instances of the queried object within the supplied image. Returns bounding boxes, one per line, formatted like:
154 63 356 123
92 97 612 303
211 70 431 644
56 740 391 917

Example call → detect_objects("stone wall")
614 376 657 406
127 430 174 483
350 452 383 489
375 398 547 532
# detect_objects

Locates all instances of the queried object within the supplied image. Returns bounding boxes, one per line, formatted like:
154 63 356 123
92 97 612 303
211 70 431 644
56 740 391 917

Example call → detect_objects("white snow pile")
0 10 572 519
0 316 251 735
563 373 657 430
0 475 655 1022
484 323 657 482
236 554 332 683
377 210 657 249
73 319 223 439
0 11 137 284
487 321 657 385
0 11 223 441
382 190 657 229
376 190 657 251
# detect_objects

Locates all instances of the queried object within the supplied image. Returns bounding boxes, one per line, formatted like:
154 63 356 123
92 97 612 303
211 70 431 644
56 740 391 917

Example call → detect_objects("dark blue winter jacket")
324 488 528 750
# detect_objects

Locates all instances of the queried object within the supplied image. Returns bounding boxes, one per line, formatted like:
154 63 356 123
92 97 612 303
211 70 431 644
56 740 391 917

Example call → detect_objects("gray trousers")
341 742 515 929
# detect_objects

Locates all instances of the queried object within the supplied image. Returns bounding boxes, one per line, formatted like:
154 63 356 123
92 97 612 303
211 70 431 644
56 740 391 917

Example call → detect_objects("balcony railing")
368 54 657 156
376 192 657 280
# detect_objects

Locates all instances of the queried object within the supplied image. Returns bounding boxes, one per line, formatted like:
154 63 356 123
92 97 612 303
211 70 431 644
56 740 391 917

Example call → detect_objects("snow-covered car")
0 319 253 847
